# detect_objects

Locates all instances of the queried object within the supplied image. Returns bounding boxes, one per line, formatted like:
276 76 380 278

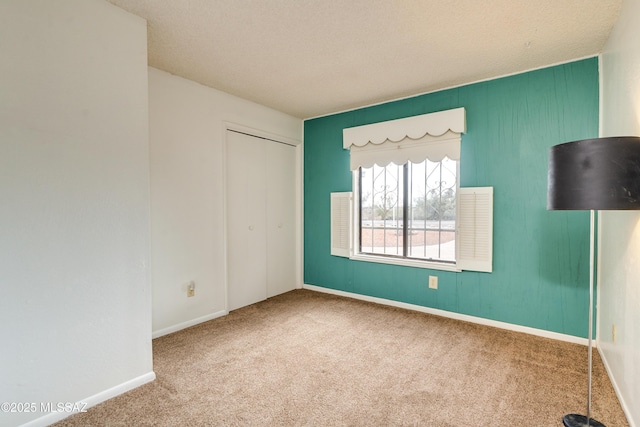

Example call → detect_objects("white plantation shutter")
330 192 352 257
457 187 493 272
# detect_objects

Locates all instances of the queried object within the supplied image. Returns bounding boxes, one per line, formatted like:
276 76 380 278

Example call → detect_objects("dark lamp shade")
548 137 640 210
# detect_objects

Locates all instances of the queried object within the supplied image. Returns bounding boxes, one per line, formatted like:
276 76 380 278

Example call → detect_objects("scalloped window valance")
343 107 466 170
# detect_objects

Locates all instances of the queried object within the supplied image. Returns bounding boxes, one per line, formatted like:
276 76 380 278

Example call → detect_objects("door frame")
221 122 302 313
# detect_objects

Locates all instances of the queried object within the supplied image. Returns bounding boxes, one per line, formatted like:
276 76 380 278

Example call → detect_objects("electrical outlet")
612 324 617 344
429 275 438 289
187 281 195 297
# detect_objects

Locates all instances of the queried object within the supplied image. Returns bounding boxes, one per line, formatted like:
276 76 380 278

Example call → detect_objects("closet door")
226 131 268 311
266 140 296 297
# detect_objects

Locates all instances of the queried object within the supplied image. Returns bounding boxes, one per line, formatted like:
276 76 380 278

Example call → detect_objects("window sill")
350 253 461 272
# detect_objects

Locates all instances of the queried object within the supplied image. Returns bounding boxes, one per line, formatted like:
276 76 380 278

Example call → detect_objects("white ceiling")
107 0 622 119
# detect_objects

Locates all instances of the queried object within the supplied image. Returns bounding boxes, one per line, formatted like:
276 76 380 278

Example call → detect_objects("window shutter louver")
330 192 352 257
458 187 493 272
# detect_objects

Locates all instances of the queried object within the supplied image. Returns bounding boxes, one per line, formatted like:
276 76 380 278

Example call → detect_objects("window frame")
350 161 462 272
334 108 492 273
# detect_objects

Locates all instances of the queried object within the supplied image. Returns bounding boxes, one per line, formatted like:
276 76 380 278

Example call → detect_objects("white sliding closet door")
227 131 268 311
226 130 296 311
266 140 296 298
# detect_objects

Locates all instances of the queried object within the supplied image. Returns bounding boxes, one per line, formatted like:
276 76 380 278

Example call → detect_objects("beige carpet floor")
56 289 629 426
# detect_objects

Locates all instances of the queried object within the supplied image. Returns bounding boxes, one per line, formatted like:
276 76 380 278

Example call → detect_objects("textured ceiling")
107 0 622 119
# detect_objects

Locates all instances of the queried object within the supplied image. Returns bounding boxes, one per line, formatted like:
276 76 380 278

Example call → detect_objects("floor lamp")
547 136 640 427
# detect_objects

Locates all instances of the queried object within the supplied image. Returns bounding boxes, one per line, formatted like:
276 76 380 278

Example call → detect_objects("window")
332 108 493 273
359 158 457 263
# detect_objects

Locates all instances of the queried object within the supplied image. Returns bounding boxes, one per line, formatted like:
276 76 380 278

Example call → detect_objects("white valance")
343 107 466 170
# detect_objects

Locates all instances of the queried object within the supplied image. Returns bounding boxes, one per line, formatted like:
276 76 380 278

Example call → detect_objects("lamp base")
563 414 606 427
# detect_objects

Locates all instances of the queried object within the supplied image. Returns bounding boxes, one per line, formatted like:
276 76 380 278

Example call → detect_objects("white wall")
0 1 154 426
149 68 302 337
599 0 640 425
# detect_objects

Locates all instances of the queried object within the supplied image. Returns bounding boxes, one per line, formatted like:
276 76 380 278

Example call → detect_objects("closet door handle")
248 225 254 231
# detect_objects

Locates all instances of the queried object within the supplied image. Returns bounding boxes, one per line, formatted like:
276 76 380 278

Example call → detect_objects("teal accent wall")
304 58 599 338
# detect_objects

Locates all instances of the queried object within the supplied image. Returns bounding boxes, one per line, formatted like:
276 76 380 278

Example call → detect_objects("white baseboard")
597 345 636 427
303 284 590 346
152 309 228 339
20 371 156 427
